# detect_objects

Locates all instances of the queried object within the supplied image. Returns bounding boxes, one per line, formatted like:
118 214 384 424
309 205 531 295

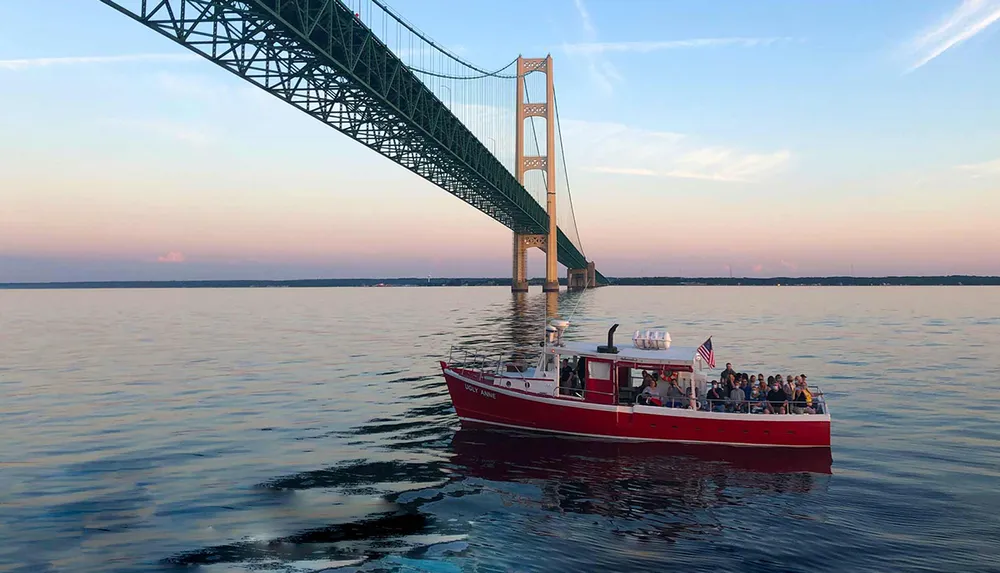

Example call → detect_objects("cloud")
780 259 798 272
905 0 1000 71
573 0 595 35
157 251 186 263
0 53 198 71
957 157 1000 177
562 37 793 55
570 0 620 95
562 120 790 183
752 264 765 274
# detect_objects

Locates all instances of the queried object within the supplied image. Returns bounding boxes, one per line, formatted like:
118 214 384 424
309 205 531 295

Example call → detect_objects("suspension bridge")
97 0 605 290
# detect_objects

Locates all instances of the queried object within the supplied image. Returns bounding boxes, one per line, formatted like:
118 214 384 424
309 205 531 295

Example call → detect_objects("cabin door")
584 359 615 404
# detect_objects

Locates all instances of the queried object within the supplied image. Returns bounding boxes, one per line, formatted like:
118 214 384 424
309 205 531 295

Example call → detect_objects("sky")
2 0 999 281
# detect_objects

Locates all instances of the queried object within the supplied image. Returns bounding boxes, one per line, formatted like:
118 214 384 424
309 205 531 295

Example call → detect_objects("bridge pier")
568 262 597 290
512 232 545 292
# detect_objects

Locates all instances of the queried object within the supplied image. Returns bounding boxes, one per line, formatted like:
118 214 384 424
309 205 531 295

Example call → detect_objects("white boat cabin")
493 320 709 405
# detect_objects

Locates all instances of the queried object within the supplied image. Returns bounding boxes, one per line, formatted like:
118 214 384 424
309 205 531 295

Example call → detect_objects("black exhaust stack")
597 324 619 354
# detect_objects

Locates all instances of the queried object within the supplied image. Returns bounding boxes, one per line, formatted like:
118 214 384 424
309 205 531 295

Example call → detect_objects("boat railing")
447 346 543 379
637 385 828 416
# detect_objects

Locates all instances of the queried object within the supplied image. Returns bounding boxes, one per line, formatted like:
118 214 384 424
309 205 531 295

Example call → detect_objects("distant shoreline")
2 276 999 289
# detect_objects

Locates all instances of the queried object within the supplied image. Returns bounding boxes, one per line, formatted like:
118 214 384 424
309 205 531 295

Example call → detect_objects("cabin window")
588 361 611 380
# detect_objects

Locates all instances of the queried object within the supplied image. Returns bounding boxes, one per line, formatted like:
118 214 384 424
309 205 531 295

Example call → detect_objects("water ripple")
1 286 998 572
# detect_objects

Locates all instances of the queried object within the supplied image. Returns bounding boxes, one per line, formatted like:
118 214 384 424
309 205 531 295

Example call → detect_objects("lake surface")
2 286 999 572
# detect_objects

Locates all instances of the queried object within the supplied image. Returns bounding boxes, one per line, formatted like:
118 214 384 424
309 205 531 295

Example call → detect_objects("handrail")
629 384 827 415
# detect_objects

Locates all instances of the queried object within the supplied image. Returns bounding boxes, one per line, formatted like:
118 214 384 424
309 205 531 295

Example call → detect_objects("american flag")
697 337 715 368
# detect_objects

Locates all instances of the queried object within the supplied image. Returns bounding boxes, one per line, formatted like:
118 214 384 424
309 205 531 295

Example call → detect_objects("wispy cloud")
563 37 793 55
563 120 790 183
0 53 198 71
957 157 1000 177
574 0 595 35
570 0 620 95
905 0 1000 71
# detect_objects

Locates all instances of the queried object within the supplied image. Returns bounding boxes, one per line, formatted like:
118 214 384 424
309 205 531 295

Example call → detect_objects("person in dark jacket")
720 363 736 387
766 382 788 414
706 382 726 412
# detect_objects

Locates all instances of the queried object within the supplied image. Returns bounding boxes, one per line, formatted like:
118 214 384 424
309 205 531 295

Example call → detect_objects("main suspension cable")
370 0 519 79
554 84 584 256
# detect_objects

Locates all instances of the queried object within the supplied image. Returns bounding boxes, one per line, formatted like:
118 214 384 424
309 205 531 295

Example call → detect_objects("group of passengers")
637 362 822 415
635 370 689 408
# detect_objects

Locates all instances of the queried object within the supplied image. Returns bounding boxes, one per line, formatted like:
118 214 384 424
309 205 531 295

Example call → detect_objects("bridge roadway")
99 0 606 284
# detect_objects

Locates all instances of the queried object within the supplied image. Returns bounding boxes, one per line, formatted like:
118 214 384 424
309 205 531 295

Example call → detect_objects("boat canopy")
554 340 698 367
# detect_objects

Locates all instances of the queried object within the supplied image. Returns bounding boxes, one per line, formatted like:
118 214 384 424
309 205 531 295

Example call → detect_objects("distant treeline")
2 275 999 289
608 275 1000 286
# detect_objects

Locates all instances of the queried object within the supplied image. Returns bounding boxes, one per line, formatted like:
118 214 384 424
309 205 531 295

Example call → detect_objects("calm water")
2 286 999 573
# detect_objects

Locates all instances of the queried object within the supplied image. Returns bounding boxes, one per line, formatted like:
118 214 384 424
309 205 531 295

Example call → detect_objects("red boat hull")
443 366 831 448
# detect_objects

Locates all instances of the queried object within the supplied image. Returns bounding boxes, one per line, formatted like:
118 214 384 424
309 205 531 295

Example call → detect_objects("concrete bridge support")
567 262 597 290
512 55 559 293
511 233 546 292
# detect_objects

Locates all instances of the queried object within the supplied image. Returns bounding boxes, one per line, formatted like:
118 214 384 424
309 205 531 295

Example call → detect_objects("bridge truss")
98 0 604 281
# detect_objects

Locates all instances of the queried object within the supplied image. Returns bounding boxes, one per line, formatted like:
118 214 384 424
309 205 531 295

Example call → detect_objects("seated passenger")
766 381 788 414
640 378 665 406
783 375 794 396
706 382 726 412
728 384 746 413
638 370 653 392
749 384 765 412
665 379 685 408
792 380 814 414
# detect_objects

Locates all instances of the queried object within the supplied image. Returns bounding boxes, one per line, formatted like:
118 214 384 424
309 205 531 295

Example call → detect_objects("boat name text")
464 383 496 399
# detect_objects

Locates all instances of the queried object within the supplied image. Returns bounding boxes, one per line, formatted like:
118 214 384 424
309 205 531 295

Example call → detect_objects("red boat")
441 320 831 448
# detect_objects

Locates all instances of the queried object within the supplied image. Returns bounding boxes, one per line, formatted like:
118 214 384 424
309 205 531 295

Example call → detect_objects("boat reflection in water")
448 427 831 531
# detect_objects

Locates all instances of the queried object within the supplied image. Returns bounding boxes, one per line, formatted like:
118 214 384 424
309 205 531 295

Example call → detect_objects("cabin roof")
556 340 698 365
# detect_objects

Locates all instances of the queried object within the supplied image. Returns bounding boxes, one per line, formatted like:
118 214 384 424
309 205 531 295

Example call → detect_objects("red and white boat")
441 320 831 448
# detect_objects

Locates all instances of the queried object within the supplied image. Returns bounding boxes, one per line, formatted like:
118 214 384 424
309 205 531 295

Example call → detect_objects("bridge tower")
512 56 559 293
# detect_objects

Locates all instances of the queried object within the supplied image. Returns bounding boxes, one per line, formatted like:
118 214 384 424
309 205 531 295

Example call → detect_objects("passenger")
559 359 572 387
666 378 685 408
728 383 746 413
766 380 788 414
721 363 736 385
750 383 765 413
568 370 582 396
724 373 737 396
792 381 815 414
800 373 822 413
782 375 794 398
638 370 653 392
640 377 663 406
743 378 753 401
706 381 726 412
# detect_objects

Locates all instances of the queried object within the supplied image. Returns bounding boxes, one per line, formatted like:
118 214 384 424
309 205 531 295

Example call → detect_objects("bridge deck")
99 0 604 281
